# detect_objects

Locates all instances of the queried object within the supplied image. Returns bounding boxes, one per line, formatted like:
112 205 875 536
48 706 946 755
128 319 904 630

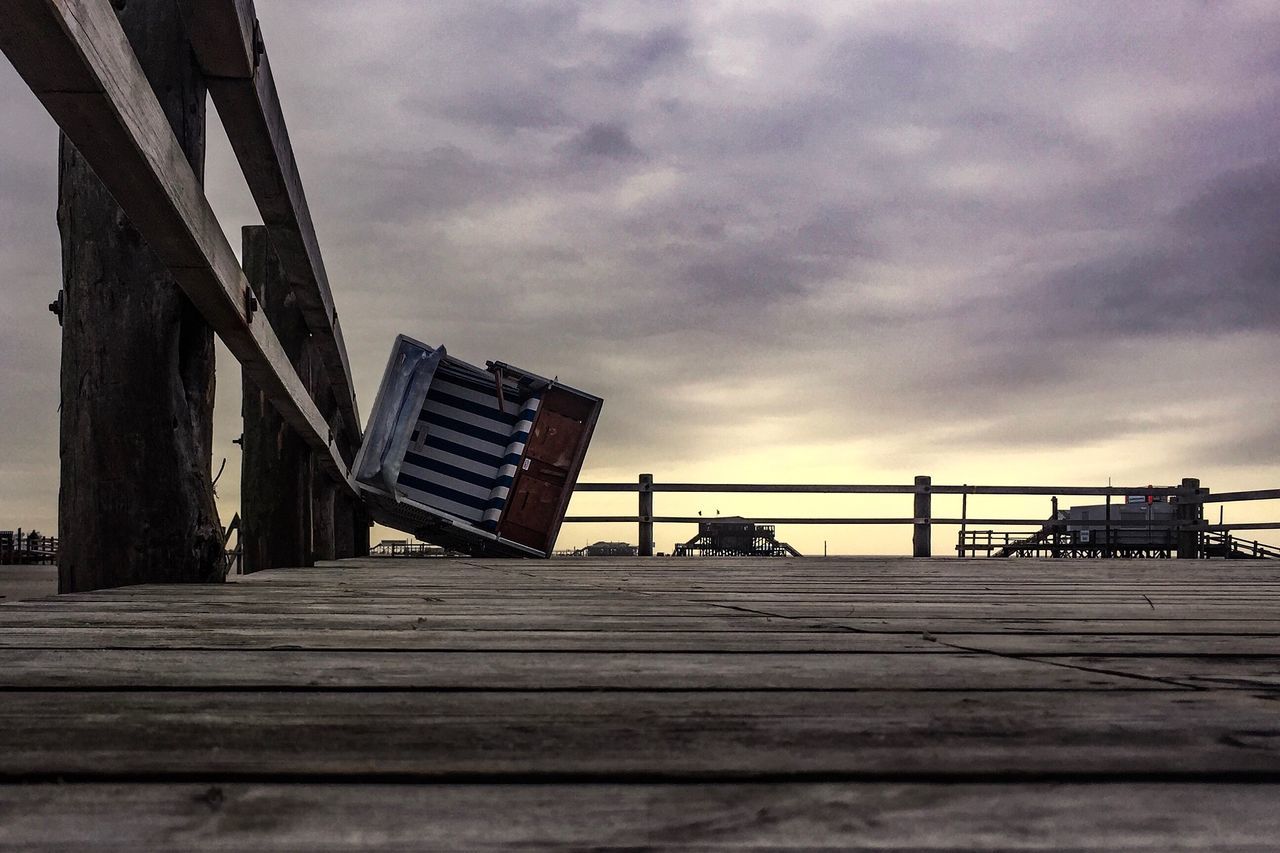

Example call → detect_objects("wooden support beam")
180 0 362 450
240 226 311 572
638 474 654 557
1187 488 1280 505
304 336 338 563
333 493 355 560
0 0 354 493
576 483 1186 497
311 474 336 563
353 507 372 558
54 0 223 592
175 0 255 77
913 475 932 558
1177 477 1202 559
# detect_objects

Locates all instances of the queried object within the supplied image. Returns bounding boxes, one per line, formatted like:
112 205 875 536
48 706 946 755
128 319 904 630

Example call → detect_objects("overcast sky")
2 0 1278 554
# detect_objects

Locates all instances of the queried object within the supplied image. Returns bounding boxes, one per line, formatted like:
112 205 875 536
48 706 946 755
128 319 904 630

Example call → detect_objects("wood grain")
4 782 1278 851
0 0 353 489
2 555 1278 847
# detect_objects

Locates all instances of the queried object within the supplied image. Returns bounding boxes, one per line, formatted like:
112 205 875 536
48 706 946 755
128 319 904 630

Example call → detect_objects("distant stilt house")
368 539 459 558
986 496 1182 558
675 517 801 557
574 541 639 558
1060 500 1178 555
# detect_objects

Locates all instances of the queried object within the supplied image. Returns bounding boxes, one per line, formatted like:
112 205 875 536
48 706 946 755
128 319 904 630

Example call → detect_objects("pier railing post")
638 474 654 557
1105 492 1113 559
241 226 311 572
913 475 932 558
1176 477 1201 559
56 1 221 591
1051 496 1060 558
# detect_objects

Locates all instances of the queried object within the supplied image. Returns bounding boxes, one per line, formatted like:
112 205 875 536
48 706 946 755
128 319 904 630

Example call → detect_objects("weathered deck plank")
5 689 1280 779
5 782 1279 851
1 556 1278 848
0 649 1165 691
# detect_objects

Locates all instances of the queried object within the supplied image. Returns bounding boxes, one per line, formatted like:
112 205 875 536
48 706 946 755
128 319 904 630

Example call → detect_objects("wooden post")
958 485 968 557
56 0 222 592
304 340 338 563
913 475 932 558
1176 477 1201 559
354 507 372 557
240 227 311 572
311 473 336 562
1051 496 1060 558
638 473 654 557
334 493 355 560
1104 492 1112 559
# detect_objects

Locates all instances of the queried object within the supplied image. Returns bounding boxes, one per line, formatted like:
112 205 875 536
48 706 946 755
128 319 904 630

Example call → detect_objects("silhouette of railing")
566 476 1279 558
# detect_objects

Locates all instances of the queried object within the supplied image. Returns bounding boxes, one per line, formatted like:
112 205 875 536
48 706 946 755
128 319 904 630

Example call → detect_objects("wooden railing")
566 476 1280 558
2 0 358 485
1 0 369 577
1202 531 1280 560
0 531 59 565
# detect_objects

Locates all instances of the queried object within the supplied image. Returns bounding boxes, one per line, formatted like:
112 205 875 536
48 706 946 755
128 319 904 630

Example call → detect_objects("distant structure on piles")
575 541 640 558
675 517 801 557
367 540 459 558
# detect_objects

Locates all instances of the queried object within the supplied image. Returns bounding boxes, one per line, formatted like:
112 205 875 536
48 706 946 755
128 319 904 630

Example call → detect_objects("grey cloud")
437 89 570 133
1010 160 1280 342
1201 420 1280 468
595 24 691 83
564 122 643 161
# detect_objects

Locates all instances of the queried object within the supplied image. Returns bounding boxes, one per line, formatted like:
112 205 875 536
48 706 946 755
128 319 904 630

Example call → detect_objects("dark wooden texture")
0 0 354 487
333 494 356 560
1 557 1279 848
304 334 338 562
309 475 336 562
54 0 223 592
240 227 310 572
912 474 931 557
1178 477 1202 558
240 225 362 570
353 507 371 558
639 472 654 556
4 782 1278 851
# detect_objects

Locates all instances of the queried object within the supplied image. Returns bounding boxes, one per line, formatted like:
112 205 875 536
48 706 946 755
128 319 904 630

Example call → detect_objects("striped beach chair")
354 336 601 557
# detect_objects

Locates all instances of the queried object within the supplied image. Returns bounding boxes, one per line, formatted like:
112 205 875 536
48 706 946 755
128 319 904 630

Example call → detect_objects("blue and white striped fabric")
481 395 542 531
396 361 521 524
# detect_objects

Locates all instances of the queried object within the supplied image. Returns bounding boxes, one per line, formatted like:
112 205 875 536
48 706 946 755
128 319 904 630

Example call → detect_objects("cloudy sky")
2 0 1278 554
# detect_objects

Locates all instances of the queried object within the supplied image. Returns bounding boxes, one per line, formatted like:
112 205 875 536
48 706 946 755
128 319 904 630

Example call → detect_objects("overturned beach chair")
354 335 602 557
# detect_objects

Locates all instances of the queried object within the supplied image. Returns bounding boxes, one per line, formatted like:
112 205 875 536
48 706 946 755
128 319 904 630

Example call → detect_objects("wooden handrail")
1186 488 1280 505
576 482 1186 497
181 0 362 448
564 516 1187 527
0 0 355 493
566 476 1279 556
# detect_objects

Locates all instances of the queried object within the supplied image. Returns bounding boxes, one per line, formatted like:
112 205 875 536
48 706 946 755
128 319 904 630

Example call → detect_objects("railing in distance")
564 477 1280 557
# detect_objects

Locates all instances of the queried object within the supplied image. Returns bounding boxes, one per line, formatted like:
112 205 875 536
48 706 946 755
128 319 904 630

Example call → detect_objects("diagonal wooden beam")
0 0 355 493
179 0 362 451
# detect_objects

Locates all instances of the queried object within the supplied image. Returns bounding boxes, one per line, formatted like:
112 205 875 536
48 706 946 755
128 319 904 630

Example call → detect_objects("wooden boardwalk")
1 557 1279 849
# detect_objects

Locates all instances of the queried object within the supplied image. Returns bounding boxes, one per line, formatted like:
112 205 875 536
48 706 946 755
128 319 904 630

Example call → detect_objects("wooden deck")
1 556 1278 849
